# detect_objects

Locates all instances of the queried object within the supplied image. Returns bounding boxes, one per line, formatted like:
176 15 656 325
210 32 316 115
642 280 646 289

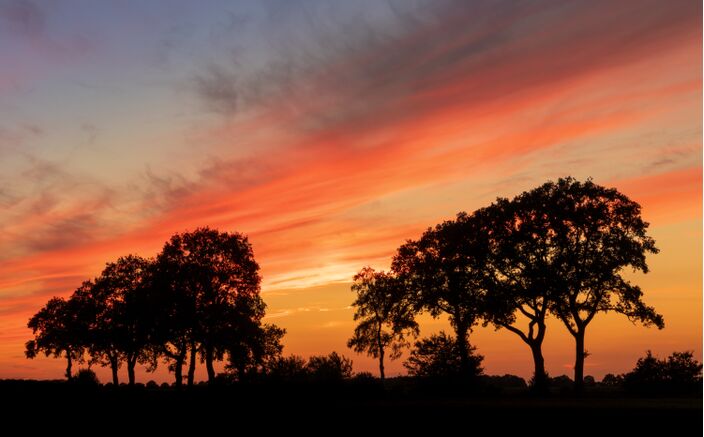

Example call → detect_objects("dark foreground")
2 380 700 433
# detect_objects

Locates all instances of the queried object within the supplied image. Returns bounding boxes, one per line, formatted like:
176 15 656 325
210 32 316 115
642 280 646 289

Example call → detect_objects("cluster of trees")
26 228 285 387
348 177 665 392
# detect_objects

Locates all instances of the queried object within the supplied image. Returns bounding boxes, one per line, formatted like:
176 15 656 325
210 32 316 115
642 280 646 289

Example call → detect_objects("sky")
0 0 701 383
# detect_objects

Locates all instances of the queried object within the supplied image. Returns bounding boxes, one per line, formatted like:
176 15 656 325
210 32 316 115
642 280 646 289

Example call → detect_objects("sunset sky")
0 0 701 382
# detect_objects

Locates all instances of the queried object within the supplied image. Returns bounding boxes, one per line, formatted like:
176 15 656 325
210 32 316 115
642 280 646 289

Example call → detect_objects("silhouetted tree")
480 194 560 393
392 212 490 376
26 295 86 380
403 331 483 379
534 177 664 392
307 352 353 381
85 255 155 385
146 249 198 388
156 227 265 384
347 267 418 380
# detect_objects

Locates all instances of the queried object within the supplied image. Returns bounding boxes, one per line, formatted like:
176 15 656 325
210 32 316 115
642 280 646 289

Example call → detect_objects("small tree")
347 267 418 380
26 296 86 380
404 331 483 379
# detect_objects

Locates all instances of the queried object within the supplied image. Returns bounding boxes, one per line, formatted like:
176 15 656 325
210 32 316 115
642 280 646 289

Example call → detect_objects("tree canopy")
392 211 491 375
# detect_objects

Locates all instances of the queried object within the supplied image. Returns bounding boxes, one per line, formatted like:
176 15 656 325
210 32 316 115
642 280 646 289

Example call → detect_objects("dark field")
2 379 700 433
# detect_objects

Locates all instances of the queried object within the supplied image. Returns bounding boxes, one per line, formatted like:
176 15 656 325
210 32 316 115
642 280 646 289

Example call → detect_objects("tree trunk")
455 321 470 377
127 356 136 386
205 345 216 383
530 342 548 393
110 356 119 385
187 341 197 387
573 329 586 393
174 355 184 389
377 324 385 381
65 351 73 381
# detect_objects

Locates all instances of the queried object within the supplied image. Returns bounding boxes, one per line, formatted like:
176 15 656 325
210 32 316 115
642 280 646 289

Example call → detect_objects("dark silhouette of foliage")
25 226 284 387
600 373 624 387
404 331 483 379
73 368 100 387
347 267 418 380
392 212 490 376
266 355 309 381
527 177 664 391
549 374 574 392
147 252 196 388
623 350 702 394
26 295 86 380
83 255 156 385
481 374 527 390
227 323 286 380
307 352 354 381
479 195 558 393
155 227 274 385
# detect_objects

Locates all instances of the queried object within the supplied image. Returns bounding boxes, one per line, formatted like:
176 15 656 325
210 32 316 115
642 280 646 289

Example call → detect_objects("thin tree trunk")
110 355 119 385
187 341 196 387
127 356 136 386
377 323 385 381
205 345 216 383
174 354 184 389
574 329 586 393
65 351 73 381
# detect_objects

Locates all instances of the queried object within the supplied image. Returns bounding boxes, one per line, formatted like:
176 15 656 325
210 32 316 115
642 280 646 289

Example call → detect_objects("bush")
73 368 100 387
266 355 309 381
600 373 623 387
353 371 376 381
483 374 527 390
623 350 702 394
307 352 353 381
403 331 483 379
549 375 573 392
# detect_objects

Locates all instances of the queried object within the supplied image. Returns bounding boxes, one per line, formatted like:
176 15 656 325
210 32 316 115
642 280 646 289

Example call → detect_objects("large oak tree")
537 177 663 391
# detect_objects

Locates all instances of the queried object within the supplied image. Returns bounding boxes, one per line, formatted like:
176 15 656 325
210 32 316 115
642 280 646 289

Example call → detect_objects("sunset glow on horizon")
0 0 701 383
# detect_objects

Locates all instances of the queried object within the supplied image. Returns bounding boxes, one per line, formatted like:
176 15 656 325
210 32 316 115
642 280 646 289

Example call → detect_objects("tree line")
26 176 692 392
26 228 286 387
348 177 666 392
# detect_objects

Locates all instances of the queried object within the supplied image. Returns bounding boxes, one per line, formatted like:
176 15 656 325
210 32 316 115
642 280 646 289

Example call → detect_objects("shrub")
307 352 353 381
623 350 702 394
403 331 483 379
73 368 100 386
